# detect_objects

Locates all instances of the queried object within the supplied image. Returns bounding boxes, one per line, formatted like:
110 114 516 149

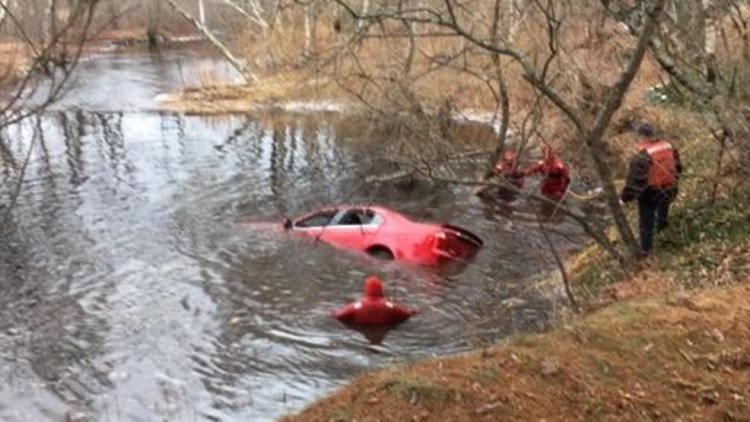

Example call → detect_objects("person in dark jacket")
333 275 416 326
621 124 683 255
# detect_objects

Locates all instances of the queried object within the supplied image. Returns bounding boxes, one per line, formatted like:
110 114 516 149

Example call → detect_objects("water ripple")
0 50 588 421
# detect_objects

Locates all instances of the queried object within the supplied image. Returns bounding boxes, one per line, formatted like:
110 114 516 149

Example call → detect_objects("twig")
538 216 580 313
678 348 694 365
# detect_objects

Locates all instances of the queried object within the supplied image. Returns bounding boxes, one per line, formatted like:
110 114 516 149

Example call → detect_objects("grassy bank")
158 69 347 115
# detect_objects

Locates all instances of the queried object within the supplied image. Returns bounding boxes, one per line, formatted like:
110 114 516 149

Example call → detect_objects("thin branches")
164 0 256 83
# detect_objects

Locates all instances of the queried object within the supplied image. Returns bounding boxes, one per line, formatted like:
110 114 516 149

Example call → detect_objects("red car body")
283 205 483 266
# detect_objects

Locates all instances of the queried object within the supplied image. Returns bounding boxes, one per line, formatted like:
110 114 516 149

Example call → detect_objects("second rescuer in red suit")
333 275 416 326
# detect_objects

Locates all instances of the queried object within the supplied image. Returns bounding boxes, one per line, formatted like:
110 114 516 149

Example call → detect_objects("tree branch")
164 0 256 83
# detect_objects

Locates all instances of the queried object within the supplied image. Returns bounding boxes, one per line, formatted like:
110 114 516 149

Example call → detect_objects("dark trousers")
637 187 676 253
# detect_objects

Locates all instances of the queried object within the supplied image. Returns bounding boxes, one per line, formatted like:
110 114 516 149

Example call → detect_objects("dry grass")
155 1 746 197
0 41 32 82
160 0 669 164
158 68 344 114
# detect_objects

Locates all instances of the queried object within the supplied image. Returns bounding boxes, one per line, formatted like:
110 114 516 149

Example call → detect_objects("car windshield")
294 209 337 228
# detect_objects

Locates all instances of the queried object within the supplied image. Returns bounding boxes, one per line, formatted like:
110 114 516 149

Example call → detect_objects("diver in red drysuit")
477 148 525 203
524 145 571 201
492 149 526 189
333 275 416 326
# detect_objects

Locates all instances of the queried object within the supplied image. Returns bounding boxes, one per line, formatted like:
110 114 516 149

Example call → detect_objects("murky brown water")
0 46 588 421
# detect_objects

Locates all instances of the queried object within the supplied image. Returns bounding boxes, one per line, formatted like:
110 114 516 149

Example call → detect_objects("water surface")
0 46 584 421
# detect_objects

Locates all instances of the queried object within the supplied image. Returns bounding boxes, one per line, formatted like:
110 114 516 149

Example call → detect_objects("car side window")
370 215 383 226
363 209 380 225
337 209 365 225
295 210 337 228
333 208 381 226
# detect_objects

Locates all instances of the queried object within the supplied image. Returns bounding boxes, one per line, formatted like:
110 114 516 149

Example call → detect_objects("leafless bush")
603 0 749 199
0 0 100 229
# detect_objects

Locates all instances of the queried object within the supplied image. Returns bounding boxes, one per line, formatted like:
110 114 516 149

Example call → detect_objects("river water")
0 45 585 421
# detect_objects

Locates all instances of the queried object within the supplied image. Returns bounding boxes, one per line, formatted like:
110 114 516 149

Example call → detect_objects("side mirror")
283 218 292 230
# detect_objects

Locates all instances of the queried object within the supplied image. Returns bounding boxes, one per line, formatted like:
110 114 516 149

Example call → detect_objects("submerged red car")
283 205 483 266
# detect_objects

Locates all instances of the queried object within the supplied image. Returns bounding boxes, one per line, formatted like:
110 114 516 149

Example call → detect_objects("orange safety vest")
639 140 677 187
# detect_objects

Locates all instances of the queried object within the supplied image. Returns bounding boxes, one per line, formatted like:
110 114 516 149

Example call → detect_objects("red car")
283 205 483 266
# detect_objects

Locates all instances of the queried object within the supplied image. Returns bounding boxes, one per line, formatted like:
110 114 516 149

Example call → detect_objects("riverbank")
157 70 349 115
148 48 750 422
0 24 204 89
284 278 750 421
281 134 750 420
143 7 750 419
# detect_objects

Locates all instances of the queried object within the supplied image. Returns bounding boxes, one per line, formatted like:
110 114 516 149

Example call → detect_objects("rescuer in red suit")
476 148 525 203
492 149 526 189
333 275 416 326
524 144 571 201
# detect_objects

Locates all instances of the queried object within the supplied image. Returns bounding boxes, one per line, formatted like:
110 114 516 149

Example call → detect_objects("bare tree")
0 0 100 127
603 0 750 196
163 0 257 82
0 0 101 229
219 0 269 34
0 0 14 27
327 0 668 264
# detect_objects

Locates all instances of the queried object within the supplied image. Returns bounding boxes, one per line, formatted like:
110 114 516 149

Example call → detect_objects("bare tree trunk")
165 0 256 83
147 0 163 47
585 0 668 259
198 0 206 25
108 0 119 29
269 0 283 31
308 1 323 60
403 19 415 73
507 0 531 43
304 2 312 58
0 0 13 27
702 0 718 80
488 0 510 167
709 129 728 205
44 0 57 45
357 0 369 30
220 0 268 34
